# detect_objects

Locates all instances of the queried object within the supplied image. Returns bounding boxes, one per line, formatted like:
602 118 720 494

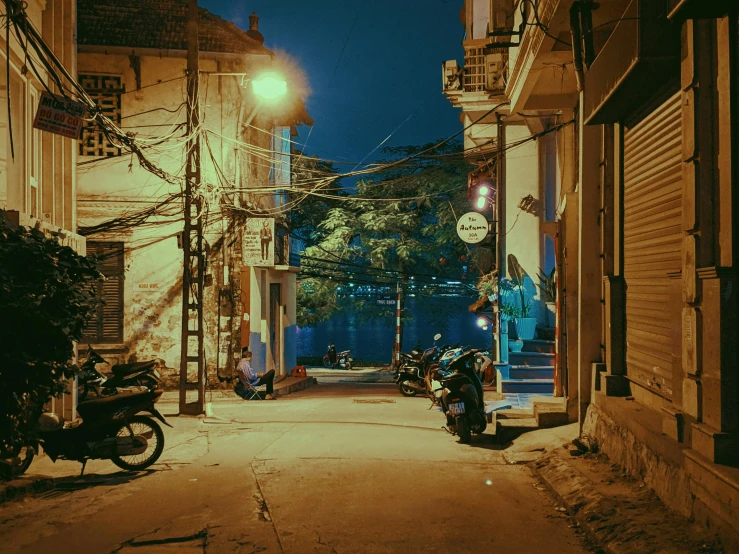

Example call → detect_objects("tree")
294 140 483 328
0 214 100 456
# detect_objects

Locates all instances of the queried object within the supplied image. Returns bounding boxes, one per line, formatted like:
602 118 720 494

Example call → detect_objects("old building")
444 0 738 546
1 0 84 420
75 1 311 392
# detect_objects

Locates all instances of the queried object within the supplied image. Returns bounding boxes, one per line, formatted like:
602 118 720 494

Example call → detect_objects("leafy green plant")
0 214 100 458
537 267 556 303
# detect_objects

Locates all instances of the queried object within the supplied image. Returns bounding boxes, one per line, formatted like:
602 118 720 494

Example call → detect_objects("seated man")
235 347 276 400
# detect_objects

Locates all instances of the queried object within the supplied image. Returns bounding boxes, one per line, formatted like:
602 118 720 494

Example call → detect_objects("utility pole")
179 0 205 415
494 113 505 364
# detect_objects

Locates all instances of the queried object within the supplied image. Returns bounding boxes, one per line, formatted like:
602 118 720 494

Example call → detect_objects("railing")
462 40 508 95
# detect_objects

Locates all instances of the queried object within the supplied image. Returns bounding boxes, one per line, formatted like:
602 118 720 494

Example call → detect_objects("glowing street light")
251 73 288 101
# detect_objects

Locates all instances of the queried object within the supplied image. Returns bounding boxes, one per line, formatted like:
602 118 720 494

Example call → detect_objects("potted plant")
537 267 556 328
508 254 537 341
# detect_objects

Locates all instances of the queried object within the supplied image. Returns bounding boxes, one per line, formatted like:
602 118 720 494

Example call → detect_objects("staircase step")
508 351 555 366
522 339 555 354
499 378 555 394
509 365 554 380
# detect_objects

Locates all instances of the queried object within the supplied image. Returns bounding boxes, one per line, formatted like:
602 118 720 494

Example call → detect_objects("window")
78 74 123 157
0 62 27 211
29 88 41 218
82 242 125 343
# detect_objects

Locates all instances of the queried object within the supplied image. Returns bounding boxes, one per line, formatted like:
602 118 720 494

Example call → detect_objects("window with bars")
78 74 123 157
82 242 125 343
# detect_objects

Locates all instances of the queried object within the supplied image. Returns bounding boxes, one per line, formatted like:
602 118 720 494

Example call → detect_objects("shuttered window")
82 242 124 343
623 91 682 399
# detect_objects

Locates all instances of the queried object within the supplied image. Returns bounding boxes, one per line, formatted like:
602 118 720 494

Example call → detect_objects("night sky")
200 0 465 166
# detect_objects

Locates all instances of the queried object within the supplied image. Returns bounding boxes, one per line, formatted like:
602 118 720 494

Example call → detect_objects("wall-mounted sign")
456 212 489 244
33 91 86 139
136 282 160 292
242 218 275 267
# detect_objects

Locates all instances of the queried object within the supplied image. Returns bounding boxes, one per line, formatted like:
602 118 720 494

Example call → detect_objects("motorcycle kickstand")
79 459 87 477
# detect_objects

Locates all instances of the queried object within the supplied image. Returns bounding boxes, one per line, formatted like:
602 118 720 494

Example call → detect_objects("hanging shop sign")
456 212 489 244
243 218 275 267
32 91 87 139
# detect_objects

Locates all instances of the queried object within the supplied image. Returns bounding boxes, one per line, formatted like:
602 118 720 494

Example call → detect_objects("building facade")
1 0 84 420
444 0 738 546
75 1 310 389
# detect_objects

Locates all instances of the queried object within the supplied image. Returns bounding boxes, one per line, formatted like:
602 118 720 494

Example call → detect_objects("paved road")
0 384 591 553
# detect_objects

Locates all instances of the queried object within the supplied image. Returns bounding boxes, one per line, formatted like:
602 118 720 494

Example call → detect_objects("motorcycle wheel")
456 416 472 444
111 416 165 471
345 362 352 370
398 381 418 397
323 358 333 368
0 443 36 480
78 383 89 402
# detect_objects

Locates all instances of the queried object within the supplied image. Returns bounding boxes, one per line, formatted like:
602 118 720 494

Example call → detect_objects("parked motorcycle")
1 388 171 478
394 334 443 397
323 348 353 370
78 346 161 400
439 349 488 444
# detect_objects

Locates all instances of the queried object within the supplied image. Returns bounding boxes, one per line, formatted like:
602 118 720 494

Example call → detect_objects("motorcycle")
394 334 443 397
78 346 161 400
323 348 352 370
2 388 171 478
439 349 488 444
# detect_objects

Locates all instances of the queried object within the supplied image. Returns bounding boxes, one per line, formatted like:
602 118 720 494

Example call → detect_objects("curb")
529 449 721 554
0 476 57 505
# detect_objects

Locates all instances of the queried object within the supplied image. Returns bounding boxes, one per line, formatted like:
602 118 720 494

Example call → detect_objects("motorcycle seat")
111 360 157 376
76 390 151 419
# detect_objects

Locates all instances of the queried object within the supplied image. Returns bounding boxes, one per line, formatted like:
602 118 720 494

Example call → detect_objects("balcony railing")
462 40 508 95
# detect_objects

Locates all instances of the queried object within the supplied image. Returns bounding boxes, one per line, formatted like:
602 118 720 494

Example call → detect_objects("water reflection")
296 296 492 363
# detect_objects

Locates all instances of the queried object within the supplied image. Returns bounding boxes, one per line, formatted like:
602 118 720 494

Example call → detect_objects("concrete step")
509 365 554 380
522 339 555 354
508 351 555 366
499 378 555 394
537 327 556 341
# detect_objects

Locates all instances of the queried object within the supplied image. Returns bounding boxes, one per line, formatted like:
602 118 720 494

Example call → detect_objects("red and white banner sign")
33 91 87 139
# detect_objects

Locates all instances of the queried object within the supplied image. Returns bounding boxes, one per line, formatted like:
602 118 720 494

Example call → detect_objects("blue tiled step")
499 378 555 394
509 365 554 380
508 351 555 366
522 339 555 354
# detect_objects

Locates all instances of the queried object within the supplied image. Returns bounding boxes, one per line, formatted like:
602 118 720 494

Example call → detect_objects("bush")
0 214 100 453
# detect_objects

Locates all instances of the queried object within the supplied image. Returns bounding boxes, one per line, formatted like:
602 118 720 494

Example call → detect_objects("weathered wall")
504 123 544 323
76 50 297 387
583 396 739 551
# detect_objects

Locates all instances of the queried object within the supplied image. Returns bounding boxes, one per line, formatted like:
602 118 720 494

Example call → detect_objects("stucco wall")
504 123 544 324
76 50 295 387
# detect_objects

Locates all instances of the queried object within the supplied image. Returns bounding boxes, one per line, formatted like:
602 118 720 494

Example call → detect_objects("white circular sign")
456 212 489 244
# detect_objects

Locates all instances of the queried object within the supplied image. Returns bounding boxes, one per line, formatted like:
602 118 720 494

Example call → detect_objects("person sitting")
235 347 276 400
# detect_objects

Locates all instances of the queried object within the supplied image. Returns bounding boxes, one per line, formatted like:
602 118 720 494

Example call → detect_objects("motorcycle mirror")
433 333 441 341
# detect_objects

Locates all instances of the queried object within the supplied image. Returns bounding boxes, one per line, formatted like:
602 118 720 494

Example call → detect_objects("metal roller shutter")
623 91 682 399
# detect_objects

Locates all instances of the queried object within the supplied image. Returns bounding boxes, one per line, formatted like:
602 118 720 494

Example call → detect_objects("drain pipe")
570 1 585 92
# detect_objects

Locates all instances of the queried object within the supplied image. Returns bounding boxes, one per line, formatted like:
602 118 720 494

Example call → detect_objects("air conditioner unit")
485 52 506 91
442 60 461 92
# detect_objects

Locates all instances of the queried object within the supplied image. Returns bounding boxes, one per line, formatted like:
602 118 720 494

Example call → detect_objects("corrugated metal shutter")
623 91 682 399
82 242 124 343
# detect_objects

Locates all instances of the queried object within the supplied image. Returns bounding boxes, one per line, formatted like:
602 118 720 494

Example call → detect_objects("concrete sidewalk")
157 374 317 403
306 366 395 384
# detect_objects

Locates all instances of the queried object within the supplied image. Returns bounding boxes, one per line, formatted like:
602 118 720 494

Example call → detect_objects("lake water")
296 296 493 363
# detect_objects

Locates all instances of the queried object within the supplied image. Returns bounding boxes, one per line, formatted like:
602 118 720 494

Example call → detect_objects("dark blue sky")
201 0 464 165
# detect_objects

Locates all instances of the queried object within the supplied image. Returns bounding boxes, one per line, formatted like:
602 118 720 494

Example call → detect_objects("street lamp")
250 72 288 101
238 71 289 127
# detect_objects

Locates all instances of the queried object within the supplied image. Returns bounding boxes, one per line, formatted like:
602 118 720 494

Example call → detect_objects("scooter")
78 346 162 399
323 349 353 370
1 388 171 478
394 334 442 397
439 349 488 444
